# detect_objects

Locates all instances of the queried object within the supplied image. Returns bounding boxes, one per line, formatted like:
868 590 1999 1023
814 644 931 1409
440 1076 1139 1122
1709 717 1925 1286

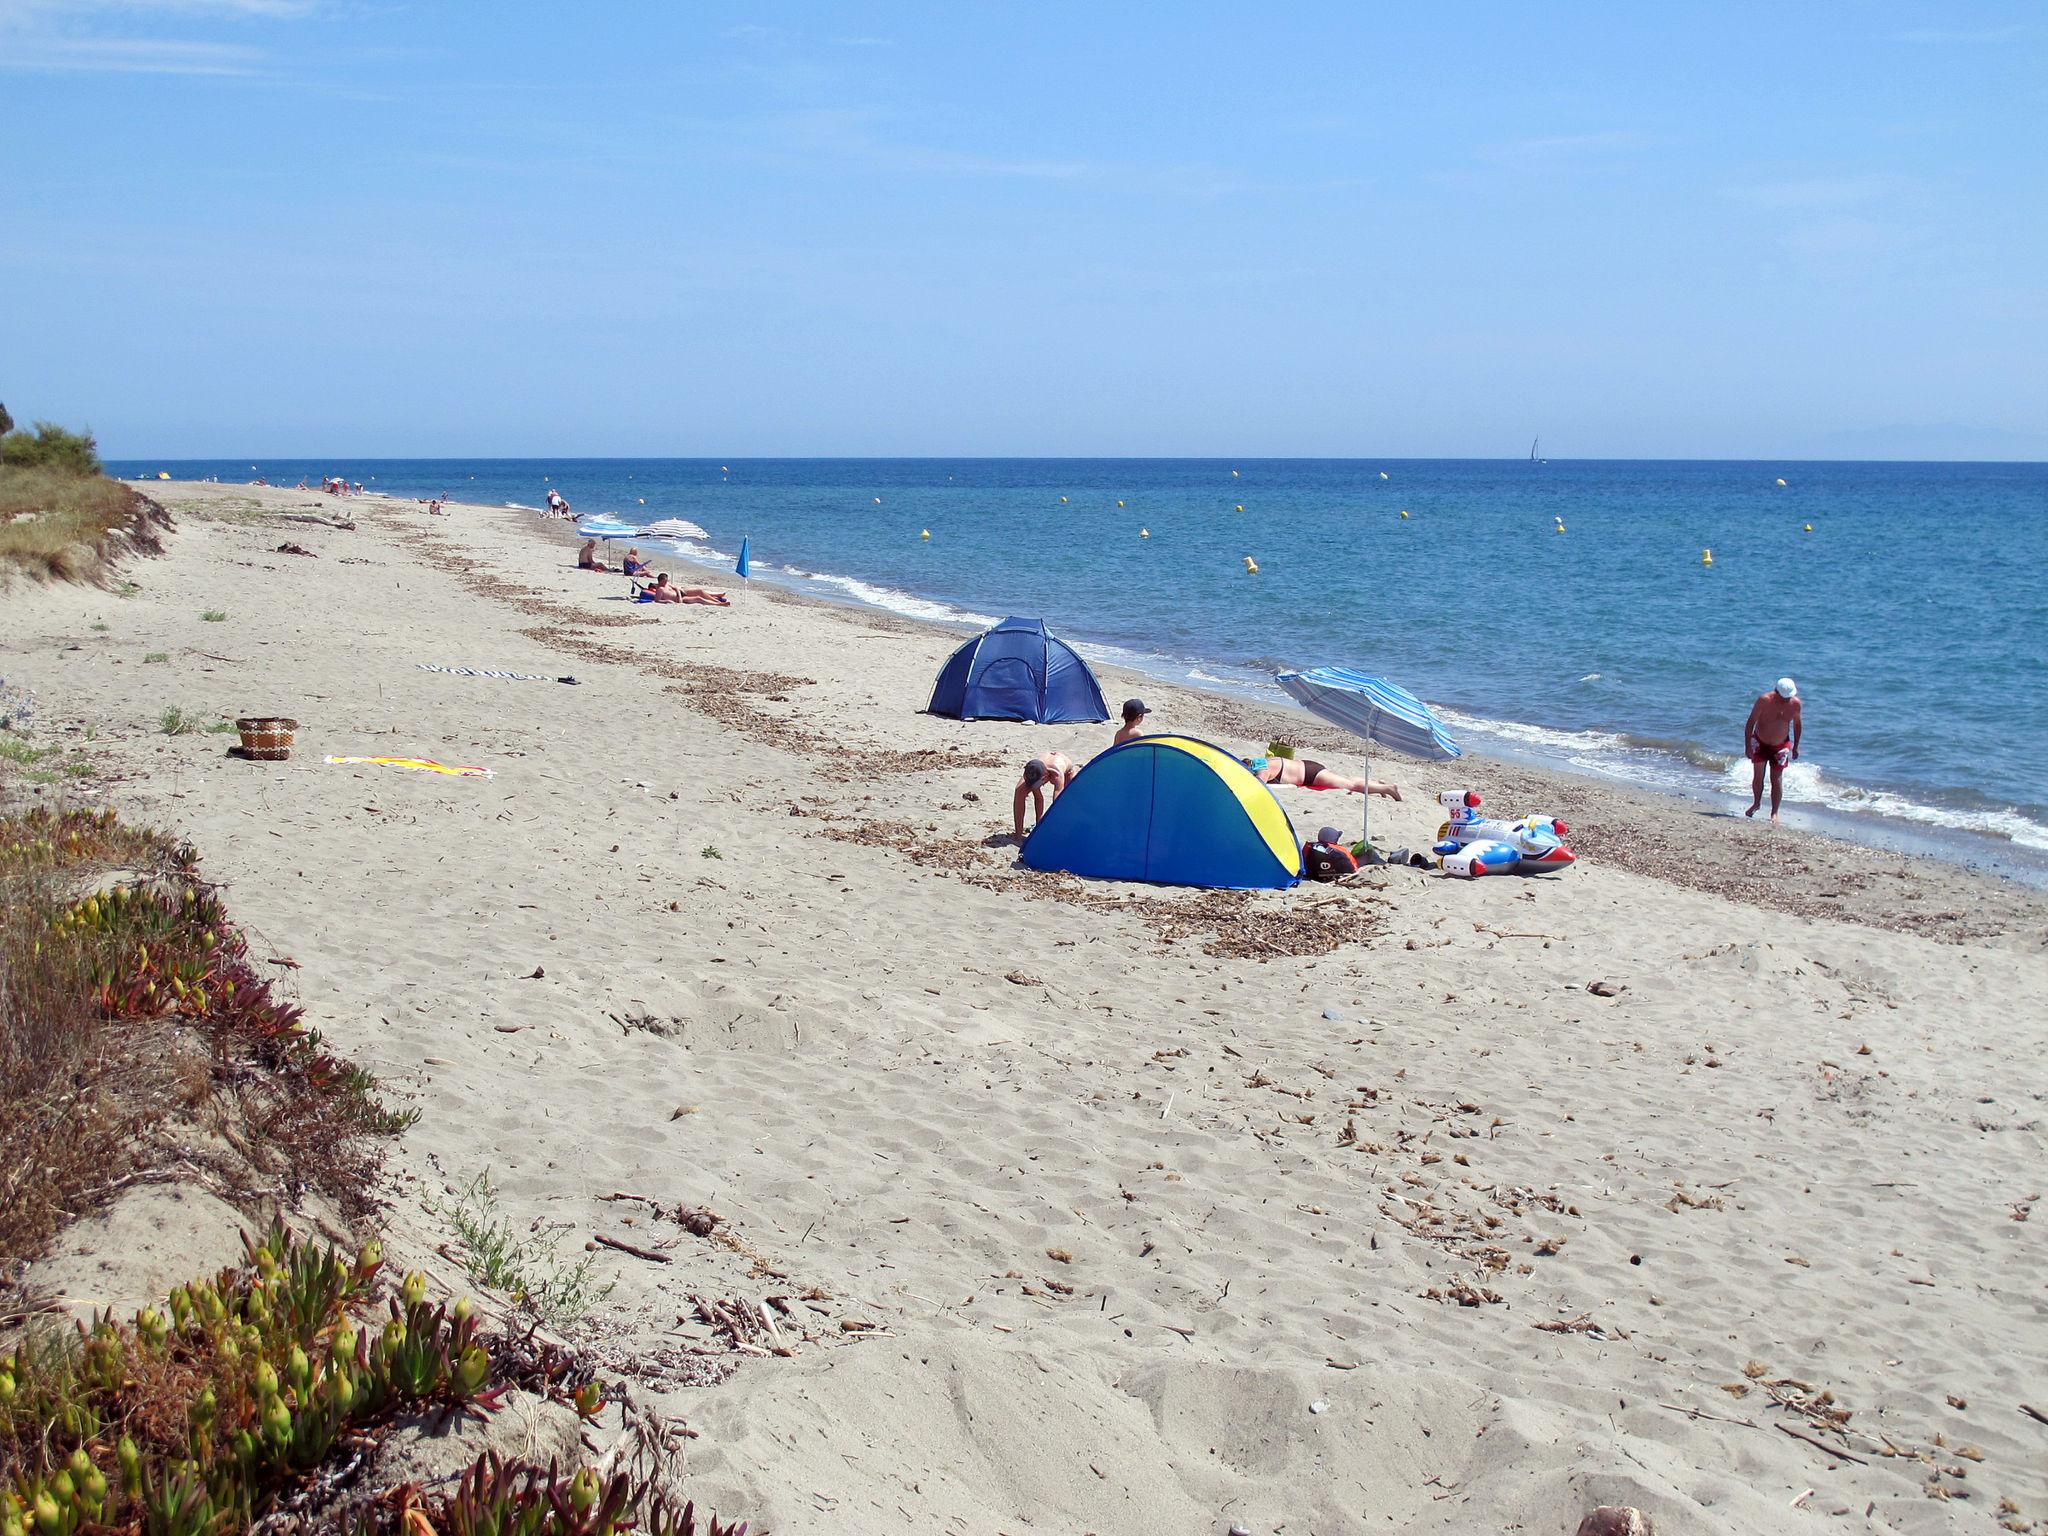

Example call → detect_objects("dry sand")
5 480 2045 1534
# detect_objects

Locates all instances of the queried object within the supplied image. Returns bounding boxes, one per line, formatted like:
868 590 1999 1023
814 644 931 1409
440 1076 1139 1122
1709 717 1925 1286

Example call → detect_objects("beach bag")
1302 840 1358 881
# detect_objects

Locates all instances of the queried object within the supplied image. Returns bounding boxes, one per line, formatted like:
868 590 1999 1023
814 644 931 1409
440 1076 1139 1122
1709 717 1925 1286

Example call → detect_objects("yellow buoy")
920 528 930 540
1701 548 1713 566
1235 503 1244 512
1139 527 1150 538
1803 523 1813 532
1059 496 1068 504
1555 523 1566 533
1399 509 1409 519
1243 556 1259 573
1775 478 1787 487
1116 499 1125 507
156 471 170 480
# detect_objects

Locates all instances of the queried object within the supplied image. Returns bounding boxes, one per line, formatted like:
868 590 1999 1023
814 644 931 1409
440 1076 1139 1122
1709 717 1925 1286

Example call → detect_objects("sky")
2 2 2044 459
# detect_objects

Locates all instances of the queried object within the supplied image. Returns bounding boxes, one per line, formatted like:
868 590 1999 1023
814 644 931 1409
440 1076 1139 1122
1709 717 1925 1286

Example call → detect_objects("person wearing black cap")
1012 751 1077 840
1113 698 1150 746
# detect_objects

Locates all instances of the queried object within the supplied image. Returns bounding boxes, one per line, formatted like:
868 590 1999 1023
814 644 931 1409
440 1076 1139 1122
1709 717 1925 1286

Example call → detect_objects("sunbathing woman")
578 538 611 572
1243 754 1401 799
1012 751 1077 838
637 572 730 605
621 547 651 577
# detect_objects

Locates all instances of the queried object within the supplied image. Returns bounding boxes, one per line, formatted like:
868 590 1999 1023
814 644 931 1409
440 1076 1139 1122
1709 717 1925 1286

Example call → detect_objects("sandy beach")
5 480 2045 1535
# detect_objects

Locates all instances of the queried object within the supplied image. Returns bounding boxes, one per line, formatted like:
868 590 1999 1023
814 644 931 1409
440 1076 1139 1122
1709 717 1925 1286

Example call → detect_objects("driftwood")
594 1233 671 1264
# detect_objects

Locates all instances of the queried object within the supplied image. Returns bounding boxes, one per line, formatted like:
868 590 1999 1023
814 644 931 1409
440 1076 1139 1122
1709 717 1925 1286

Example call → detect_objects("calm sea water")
117 458 2048 868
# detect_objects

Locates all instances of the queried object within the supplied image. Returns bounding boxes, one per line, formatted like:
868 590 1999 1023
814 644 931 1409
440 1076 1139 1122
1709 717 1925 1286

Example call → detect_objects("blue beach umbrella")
734 535 750 581
1274 667 1462 847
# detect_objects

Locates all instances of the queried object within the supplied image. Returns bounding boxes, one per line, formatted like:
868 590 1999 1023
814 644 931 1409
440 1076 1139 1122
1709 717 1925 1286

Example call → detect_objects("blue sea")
117 457 2048 874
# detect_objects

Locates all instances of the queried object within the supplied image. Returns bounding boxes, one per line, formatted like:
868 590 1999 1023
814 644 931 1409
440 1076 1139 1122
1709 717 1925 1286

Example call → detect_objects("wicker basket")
234 717 297 760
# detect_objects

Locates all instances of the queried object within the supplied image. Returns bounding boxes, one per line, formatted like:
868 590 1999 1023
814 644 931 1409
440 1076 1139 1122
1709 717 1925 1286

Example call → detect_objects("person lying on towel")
634 573 731 606
1241 753 1401 799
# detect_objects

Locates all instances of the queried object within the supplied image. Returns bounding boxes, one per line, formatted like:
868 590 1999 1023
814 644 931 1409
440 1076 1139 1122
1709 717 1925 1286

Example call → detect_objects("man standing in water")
1744 677 1803 822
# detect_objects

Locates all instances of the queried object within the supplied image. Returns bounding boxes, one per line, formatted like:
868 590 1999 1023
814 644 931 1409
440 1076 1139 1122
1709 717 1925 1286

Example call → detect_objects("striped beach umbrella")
1274 667 1462 846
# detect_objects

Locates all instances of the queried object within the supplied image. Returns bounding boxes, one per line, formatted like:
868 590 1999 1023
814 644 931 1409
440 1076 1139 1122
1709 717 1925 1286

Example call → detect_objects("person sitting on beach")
1744 676 1803 823
1242 753 1401 799
1012 752 1077 839
621 547 652 576
1113 697 1149 746
636 573 730 606
577 538 611 572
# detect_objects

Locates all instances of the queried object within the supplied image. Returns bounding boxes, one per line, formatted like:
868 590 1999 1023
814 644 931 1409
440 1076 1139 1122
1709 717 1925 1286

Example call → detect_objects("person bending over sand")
1242 754 1400 799
1013 752 1077 838
637 573 730 606
1744 676 1803 822
578 538 611 572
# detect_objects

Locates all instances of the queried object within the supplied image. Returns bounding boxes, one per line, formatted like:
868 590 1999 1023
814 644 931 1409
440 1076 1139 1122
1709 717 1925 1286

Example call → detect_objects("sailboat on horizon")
1529 437 1546 464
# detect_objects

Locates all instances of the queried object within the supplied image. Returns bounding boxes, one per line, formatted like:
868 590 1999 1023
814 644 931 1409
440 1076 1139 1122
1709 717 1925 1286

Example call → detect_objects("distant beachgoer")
637 573 729 606
1744 677 1803 822
621 547 651 576
578 538 611 572
352 482 364 496
1242 754 1401 799
1012 752 1077 839
1113 697 1149 746
295 478 309 490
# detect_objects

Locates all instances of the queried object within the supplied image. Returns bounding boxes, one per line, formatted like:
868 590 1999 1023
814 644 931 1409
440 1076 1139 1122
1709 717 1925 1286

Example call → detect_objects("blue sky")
2 2 2043 458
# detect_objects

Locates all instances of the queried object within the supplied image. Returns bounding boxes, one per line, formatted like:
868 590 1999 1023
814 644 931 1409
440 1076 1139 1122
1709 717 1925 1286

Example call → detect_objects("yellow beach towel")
325 755 492 778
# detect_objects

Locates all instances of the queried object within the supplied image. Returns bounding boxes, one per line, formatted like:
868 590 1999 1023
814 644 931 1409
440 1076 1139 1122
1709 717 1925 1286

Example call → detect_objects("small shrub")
143 652 169 664
200 610 227 623
206 719 239 734
90 621 109 633
0 420 102 475
700 845 723 860
159 706 202 735
427 1169 614 1327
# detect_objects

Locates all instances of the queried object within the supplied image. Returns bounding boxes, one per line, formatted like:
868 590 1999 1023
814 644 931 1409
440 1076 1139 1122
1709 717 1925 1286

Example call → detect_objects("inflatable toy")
1432 790 1575 877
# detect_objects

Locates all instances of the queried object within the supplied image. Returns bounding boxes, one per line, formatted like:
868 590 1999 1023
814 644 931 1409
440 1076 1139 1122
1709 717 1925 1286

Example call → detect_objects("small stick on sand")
2021 1404 2048 1428
1775 1423 1867 1465
1656 1402 1759 1429
595 1234 671 1264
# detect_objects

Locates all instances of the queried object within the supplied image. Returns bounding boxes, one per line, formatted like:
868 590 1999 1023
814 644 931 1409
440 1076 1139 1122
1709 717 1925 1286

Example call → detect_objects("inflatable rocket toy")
1433 790 1576 877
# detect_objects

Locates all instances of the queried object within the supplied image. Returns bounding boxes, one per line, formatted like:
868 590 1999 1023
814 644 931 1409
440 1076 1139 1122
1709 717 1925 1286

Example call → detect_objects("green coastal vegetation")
0 404 163 584
0 807 751 1535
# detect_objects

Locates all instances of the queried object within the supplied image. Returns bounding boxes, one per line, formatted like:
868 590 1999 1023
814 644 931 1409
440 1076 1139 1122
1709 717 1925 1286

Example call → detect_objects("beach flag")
735 535 751 581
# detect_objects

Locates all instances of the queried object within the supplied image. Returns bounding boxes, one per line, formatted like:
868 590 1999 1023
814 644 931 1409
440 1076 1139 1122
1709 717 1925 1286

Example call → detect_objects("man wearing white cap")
1743 677 1803 823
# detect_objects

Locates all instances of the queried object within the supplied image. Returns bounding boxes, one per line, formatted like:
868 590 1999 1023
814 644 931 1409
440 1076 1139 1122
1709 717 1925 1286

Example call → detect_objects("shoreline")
569 504 2048 895
112 461 2048 876
7 479 2045 1533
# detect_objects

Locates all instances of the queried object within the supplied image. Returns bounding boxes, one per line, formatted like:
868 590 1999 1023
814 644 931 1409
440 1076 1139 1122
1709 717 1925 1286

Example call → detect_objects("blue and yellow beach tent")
927 616 1109 723
1021 735 1302 889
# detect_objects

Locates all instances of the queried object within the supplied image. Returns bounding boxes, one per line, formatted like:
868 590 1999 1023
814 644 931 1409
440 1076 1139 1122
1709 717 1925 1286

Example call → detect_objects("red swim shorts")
1750 741 1793 767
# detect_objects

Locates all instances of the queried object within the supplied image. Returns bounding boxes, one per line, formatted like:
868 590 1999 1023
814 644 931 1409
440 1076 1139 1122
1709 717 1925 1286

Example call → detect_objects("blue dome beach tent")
927 616 1109 723
1274 667 1462 847
1021 734 1302 890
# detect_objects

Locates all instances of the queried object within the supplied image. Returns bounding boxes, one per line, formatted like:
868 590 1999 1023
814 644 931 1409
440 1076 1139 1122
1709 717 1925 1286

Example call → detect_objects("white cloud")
1723 174 1906 211
0 34 263 72
1890 24 2030 44
1477 130 1655 167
